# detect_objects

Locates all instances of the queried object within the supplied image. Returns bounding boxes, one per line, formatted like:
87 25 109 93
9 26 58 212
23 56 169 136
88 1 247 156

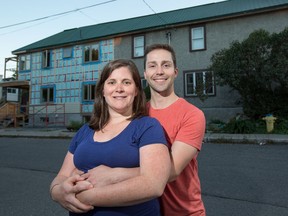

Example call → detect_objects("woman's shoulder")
135 116 160 123
78 123 92 131
69 123 94 149
133 116 162 127
74 123 94 137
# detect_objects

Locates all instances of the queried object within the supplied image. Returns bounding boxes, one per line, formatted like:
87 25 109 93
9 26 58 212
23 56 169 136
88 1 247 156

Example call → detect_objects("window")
141 78 150 100
7 88 17 93
141 79 148 89
41 86 54 103
184 71 215 97
42 50 51 68
190 26 206 51
133 35 145 58
63 47 73 58
83 82 96 101
84 44 99 63
19 55 31 71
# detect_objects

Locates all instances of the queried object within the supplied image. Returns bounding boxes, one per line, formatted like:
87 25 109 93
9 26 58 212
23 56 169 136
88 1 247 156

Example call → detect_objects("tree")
209 28 288 119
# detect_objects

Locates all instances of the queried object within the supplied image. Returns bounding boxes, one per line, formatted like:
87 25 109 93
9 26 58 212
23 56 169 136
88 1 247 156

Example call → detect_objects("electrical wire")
142 0 168 25
0 0 116 30
0 13 70 36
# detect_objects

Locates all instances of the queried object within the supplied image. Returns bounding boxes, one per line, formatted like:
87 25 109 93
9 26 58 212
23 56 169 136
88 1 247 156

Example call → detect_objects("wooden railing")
0 102 28 127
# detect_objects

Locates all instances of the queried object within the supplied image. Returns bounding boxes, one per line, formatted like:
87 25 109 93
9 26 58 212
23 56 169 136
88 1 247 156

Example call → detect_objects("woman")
50 59 171 216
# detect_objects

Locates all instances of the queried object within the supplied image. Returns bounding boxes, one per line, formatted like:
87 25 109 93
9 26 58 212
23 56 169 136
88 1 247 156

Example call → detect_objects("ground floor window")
83 82 96 102
41 85 55 103
184 70 215 97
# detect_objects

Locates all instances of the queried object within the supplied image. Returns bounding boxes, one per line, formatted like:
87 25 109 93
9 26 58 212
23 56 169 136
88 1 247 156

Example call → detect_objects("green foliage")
222 118 256 134
207 119 226 132
209 119 226 124
273 118 288 134
144 86 151 101
67 120 84 131
209 28 288 119
207 115 288 134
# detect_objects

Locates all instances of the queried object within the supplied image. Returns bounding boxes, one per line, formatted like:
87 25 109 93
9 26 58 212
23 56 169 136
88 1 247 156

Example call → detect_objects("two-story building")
1 0 288 127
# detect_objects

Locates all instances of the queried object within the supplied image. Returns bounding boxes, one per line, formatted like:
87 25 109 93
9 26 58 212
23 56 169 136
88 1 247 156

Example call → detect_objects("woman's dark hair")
89 59 147 131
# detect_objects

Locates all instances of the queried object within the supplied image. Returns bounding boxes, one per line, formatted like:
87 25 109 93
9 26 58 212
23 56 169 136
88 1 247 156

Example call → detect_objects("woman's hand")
51 174 94 213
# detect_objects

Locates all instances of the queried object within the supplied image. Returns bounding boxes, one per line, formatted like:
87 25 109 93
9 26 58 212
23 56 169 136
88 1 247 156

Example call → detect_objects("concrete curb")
0 128 76 139
0 128 287 144
204 133 288 144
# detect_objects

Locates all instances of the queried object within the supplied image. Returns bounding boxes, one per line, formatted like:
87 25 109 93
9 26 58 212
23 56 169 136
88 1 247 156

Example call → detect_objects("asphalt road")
0 137 287 216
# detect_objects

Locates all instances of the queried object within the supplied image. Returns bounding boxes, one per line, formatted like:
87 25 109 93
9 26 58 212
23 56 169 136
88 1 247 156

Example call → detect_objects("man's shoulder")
177 98 202 111
175 98 205 121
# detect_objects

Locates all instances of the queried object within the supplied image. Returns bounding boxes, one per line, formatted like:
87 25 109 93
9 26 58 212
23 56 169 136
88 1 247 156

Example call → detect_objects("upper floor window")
83 82 96 102
63 47 73 58
133 35 145 58
84 44 99 63
42 50 51 68
19 54 31 71
184 70 215 97
41 85 55 103
190 26 206 51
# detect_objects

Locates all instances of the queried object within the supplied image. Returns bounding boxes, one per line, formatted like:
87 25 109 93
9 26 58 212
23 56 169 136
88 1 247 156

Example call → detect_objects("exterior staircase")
0 102 28 128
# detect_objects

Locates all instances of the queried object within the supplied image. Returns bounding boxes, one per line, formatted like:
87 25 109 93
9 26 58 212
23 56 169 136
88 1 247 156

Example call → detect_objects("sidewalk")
0 127 75 139
0 127 287 144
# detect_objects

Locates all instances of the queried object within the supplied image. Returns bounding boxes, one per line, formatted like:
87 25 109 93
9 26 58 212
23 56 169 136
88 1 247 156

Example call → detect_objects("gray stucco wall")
115 10 288 122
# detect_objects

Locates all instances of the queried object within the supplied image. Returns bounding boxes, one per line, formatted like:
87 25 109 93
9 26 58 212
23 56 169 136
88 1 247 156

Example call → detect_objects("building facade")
3 0 288 127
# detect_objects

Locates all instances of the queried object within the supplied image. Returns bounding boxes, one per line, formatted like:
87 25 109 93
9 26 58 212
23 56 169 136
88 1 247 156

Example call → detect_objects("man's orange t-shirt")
148 98 206 216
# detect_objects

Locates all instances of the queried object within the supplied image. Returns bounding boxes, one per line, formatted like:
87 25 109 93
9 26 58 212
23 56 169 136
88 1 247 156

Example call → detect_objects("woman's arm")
82 141 198 185
81 165 139 187
50 152 94 213
76 143 171 206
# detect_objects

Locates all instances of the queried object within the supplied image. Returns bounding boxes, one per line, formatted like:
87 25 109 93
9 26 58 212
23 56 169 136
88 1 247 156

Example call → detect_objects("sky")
0 0 224 78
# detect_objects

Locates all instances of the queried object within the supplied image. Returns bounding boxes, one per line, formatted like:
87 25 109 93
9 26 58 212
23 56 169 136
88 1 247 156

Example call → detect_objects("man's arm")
168 140 198 181
168 105 205 181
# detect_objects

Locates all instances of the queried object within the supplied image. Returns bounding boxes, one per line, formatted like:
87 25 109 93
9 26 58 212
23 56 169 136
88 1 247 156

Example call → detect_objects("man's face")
144 49 178 95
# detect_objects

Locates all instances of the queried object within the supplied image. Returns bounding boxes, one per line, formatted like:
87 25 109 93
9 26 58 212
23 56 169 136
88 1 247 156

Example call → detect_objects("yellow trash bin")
262 114 277 133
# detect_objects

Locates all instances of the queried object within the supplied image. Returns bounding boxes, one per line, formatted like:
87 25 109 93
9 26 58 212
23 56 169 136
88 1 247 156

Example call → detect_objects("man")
87 44 206 215
143 43 206 215
54 44 206 215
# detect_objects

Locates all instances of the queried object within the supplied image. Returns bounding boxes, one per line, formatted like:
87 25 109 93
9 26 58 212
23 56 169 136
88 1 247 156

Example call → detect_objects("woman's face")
103 66 138 116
